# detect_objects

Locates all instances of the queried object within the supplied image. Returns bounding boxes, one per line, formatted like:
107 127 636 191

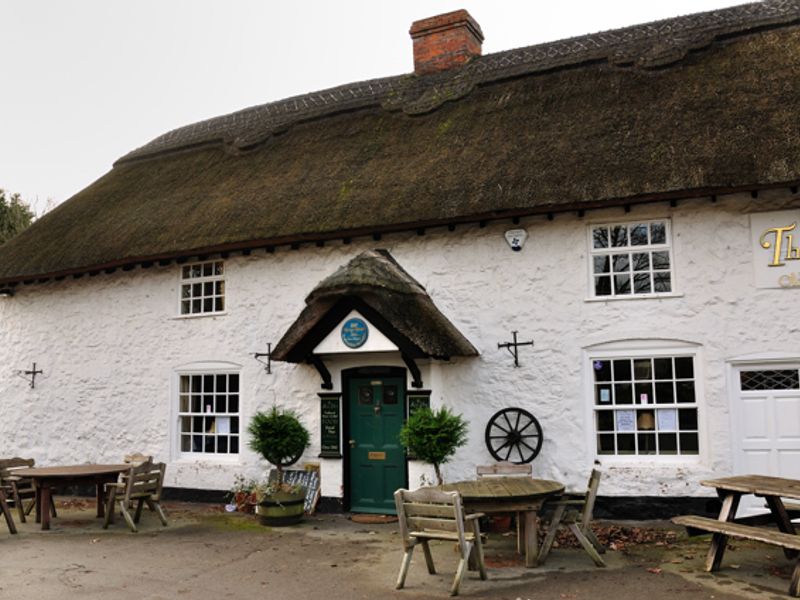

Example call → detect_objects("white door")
732 365 800 515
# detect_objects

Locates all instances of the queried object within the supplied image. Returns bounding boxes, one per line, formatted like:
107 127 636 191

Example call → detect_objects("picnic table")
673 474 800 597
441 476 564 567
13 464 130 530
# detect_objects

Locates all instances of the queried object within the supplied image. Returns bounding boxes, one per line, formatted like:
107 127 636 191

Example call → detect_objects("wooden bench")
673 515 800 596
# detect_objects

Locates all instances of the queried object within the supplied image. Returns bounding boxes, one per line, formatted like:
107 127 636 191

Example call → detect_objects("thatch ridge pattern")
119 0 800 162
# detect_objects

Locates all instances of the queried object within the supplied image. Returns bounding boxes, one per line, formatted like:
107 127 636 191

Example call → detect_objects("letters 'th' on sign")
751 211 800 289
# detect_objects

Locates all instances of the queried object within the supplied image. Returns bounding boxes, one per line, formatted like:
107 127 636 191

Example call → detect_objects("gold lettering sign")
760 222 800 267
368 451 386 460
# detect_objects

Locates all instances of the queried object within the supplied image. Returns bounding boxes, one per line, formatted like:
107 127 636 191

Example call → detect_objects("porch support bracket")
402 353 423 389
308 355 333 390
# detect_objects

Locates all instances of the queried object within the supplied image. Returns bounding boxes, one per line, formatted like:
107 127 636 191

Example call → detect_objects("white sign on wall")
751 210 800 289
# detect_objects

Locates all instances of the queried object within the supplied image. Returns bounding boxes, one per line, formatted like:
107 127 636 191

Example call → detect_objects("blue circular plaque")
341 318 369 349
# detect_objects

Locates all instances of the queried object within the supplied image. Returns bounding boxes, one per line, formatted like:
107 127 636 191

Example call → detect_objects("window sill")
596 454 701 466
172 311 229 320
584 292 684 303
174 454 240 464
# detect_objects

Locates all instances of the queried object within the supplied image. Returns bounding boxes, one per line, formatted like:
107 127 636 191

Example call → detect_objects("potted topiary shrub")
399 406 468 486
248 406 310 526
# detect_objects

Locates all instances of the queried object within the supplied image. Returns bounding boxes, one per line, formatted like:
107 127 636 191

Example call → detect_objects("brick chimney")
409 10 484 75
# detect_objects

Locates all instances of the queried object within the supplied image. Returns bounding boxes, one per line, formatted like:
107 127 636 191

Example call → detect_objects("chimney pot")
409 9 483 75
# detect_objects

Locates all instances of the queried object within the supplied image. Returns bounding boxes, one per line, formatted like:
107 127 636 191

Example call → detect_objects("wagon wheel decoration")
484 407 543 464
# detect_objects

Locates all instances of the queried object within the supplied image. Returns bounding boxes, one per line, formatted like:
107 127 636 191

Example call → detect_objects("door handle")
349 439 357 448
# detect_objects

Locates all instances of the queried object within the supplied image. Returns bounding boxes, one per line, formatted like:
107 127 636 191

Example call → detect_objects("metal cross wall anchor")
19 362 43 388
498 331 534 367
253 343 272 374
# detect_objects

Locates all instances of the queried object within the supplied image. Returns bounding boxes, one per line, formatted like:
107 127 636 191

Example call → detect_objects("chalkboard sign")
319 393 341 458
268 468 321 514
408 391 431 417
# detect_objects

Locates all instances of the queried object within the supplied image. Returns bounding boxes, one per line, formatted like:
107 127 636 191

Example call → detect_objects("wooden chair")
395 487 488 596
539 468 605 567
477 462 532 553
103 461 168 532
0 457 56 523
0 487 17 534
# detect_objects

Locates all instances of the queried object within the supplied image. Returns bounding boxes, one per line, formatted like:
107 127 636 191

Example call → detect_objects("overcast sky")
1 0 747 214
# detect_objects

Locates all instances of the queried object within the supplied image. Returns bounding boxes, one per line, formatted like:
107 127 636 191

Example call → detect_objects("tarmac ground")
0 499 797 600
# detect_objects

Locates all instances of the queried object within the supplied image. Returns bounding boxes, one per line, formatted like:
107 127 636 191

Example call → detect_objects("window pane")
191 375 202 393
658 433 678 454
182 266 191 278
598 434 615 454
181 285 191 298
203 263 212 277
180 376 190 393
215 281 224 295
612 254 630 272
191 264 201 277
638 433 656 454
231 437 239 453
593 256 610 274
215 297 225 311
680 433 699 454
596 385 612 405
611 225 628 247
181 300 190 314
204 281 214 295
636 410 655 430
653 272 671 292
593 227 609 249
180 395 189 412
231 417 239 434
191 395 201 413
633 359 652 380
614 274 630 295
214 262 224 275
739 370 800 391
216 375 227 392
655 382 674 403
593 360 612 382
635 382 653 404
229 395 239 413
654 358 673 379
597 411 614 431
613 360 632 381
595 276 611 296
218 437 228 453
630 224 648 245
633 273 651 294
180 417 191 433
676 381 695 403
652 251 670 270
229 376 239 393
617 434 635 454
678 409 698 430
675 357 694 379
614 383 633 405
215 396 226 413
204 298 213 312
651 222 666 244
192 299 201 313
632 253 650 271
181 436 191 452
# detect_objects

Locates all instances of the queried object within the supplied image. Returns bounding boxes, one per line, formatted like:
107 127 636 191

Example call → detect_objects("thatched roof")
272 250 478 362
1 1 800 284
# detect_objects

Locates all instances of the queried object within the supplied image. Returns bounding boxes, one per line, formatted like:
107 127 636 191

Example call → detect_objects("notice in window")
615 410 635 432
656 409 677 432
217 417 231 435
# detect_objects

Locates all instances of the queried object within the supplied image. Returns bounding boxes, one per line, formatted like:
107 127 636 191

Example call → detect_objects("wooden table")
700 475 800 568
13 464 130 530
442 477 564 567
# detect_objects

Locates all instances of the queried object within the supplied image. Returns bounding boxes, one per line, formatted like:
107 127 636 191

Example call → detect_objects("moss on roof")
1 3 799 283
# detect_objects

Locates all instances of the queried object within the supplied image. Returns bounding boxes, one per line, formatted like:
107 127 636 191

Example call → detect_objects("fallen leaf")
646 567 663 575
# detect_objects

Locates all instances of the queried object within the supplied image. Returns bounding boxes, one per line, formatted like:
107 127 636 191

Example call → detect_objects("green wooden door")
348 377 406 514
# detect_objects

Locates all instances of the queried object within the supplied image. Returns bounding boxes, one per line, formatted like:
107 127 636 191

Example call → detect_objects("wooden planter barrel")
256 488 306 526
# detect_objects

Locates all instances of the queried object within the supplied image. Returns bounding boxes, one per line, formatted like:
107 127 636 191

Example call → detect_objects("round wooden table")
442 477 564 567
14 464 130 530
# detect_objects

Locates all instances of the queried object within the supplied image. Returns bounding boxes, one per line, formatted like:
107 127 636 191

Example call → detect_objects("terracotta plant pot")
256 488 306 526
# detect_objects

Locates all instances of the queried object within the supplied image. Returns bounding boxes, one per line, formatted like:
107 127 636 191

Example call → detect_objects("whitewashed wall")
1 189 799 499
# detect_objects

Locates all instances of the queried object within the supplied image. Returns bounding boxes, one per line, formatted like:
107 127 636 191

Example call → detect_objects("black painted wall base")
51 488 721 520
